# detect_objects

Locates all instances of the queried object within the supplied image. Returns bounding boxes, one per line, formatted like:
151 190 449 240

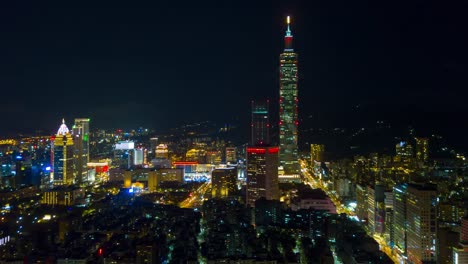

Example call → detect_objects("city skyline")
0 1 467 144
0 5 467 261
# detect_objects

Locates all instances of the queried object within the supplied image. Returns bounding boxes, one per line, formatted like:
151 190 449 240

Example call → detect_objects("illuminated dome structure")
57 118 70 135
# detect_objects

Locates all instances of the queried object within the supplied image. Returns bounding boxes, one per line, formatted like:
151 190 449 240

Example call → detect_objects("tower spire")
284 16 293 51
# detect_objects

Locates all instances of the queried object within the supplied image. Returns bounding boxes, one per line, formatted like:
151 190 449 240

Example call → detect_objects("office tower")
395 141 413 163
367 186 376 234
393 184 438 263
73 118 90 185
211 167 237 198
310 144 325 163
356 184 368 223
279 16 300 178
225 147 237 164
384 190 394 246
406 184 437 263
51 119 75 185
133 148 145 166
114 141 135 169
375 184 387 235
251 100 270 145
246 146 279 207
414 137 429 163
393 184 408 257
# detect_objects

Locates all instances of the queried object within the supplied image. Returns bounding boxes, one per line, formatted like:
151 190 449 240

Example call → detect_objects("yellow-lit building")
155 144 169 159
51 119 75 185
414 137 429 163
125 168 183 192
395 141 413 164
186 148 206 163
41 187 83 206
211 167 237 198
310 144 325 163
225 147 237 163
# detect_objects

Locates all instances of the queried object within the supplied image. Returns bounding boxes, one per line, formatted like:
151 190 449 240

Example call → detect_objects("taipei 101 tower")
278 16 300 182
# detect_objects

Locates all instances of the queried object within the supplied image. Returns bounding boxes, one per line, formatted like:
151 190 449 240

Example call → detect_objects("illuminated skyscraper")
406 184 437 263
395 141 413 163
114 141 135 169
211 167 237 198
279 16 299 178
393 183 438 263
414 137 429 163
393 184 407 257
310 144 325 163
251 100 270 145
73 118 90 185
51 119 75 185
246 146 279 207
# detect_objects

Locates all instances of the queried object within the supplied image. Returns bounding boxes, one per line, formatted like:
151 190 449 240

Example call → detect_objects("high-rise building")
51 119 75 185
211 167 237 198
406 184 437 264
310 144 325 163
279 16 299 178
133 148 145 165
114 141 135 169
73 118 90 185
225 147 237 164
367 183 386 235
393 183 438 263
246 146 279 207
251 100 270 145
356 184 368 223
395 141 413 163
393 184 407 257
414 137 429 163
367 186 376 235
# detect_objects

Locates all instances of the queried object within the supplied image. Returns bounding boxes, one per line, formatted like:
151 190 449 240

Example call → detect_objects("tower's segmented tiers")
278 16 300 182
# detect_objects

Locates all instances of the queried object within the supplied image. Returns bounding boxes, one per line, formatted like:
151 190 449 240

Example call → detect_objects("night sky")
1 1 467 140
